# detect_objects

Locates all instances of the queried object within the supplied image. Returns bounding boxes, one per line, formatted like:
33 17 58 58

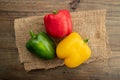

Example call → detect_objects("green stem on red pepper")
53 10 57 14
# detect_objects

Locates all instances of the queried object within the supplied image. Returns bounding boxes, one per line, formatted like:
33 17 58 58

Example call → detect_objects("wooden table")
0 0 120 80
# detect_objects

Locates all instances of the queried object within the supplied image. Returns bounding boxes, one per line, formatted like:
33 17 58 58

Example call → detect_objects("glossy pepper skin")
56 32 91 68
44 10 72 38
26 31 55 60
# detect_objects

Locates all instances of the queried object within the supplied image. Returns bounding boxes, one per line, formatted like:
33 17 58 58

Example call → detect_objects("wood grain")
0 0 71 12
0 0 120 80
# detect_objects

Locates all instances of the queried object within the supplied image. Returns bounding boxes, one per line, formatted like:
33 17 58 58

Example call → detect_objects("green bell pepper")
26 30 55 60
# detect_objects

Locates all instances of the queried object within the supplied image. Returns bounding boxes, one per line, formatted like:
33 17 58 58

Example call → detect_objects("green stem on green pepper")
30 30 35 38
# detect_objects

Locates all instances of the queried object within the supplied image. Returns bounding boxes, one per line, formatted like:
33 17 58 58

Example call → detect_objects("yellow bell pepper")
56 32 91 68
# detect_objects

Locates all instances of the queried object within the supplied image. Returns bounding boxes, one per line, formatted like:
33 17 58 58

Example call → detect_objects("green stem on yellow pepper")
84 39 89 43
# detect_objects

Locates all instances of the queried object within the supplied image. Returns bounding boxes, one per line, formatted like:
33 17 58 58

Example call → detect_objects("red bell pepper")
44 10 72 38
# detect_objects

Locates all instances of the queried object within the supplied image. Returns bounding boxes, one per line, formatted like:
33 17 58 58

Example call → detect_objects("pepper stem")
30 30 35 38
53 10 57 14
84 39 89 43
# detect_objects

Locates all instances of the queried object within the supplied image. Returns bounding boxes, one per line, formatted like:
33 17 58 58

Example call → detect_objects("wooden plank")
0 11 47 19
0 18 16 49
109 36 120 51
0 0 71 12
0 51 119 80
107 26 120 35
0 49 18 64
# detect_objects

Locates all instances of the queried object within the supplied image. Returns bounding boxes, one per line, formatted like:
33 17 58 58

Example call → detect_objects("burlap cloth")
14 10 111 72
